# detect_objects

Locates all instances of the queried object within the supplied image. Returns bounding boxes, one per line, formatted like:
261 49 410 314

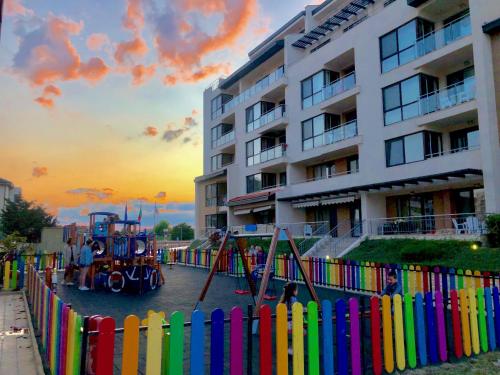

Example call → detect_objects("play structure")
85 211 163 293
196 226 321 312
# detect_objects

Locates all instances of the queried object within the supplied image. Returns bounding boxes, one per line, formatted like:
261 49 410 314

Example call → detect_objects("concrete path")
0 292 44 375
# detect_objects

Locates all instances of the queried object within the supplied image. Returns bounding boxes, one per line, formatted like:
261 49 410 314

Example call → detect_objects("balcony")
212 130 235 149
247 144 286 167
319 73 358 113
303 120 358 151
247 105 286 133
223 66 285 113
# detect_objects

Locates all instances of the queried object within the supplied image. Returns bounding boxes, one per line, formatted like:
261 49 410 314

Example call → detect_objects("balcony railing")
321 72 356 102
246 104 286 133
416 13 471 58
247 143 286 167
367 213 489 236
212 130 235 149
419 76 475 116
292 169 359 186
224 66 285 113
303 120 358 151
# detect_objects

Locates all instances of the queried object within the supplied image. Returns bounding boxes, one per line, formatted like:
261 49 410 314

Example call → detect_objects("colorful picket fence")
170 248 500 298
25 265 83 375
87 286 500 375
21 252 65 271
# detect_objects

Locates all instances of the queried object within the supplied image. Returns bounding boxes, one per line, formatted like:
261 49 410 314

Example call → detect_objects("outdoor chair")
452 218 467 234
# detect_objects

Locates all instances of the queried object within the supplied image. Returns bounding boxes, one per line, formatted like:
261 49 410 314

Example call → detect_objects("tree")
0 195 56 242
170 223 194 241
153 220 170 239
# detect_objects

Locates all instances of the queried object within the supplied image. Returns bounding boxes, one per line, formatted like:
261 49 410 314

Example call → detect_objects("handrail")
246 104 286 133
247 143 286 166
419 76 475 116
330 220 364 257
321 72 356 101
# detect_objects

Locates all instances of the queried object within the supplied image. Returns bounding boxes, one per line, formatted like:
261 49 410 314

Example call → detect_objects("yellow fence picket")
459 289 472 357
122 315 140 375
382 295 394 373
292 303 305 375
146 312 163 375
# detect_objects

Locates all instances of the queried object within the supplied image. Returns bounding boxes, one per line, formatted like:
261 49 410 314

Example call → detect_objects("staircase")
304 220 366 258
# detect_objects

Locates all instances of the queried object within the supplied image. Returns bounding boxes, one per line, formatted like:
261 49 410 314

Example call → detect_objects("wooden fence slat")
230 307 243 375
210 308 224 375
476 288 488 353
336 299 348 375
435 291 447 362
414 293 427 366
450 290 463 358
468 288 480 355
425 292 438 364
146 312 163 375
493 287 500 347
404 293 417 368
95 317 115 375
484 287 496 350
190 310 205 375
276 303 288 375
459 289 472 357
292 302 305 375
122 315 140 375
307 301 320 375
321 300 334 375
382 295 394 373
259 305 273 375
169 311 185 375
370 297 382 375
349 298 361 375
393 294 406 371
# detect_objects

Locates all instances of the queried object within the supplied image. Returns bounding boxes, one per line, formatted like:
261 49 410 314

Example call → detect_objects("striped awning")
234 209 252 216
292 201 320 208
321 196 356 206
253 205 273 213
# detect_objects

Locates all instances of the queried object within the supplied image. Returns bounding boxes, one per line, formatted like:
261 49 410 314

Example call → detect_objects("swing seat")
234 289 251 295
264 295 276 301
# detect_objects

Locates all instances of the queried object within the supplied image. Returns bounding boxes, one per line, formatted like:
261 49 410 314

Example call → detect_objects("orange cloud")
79 57 110 82
114 36 148 64
66 187 115 201
123 0 144 32
32 166 48 177
191 109 198 116
132 64 156 85
43 84 62 96
143 126 158 137
86 33 110 51
34 97 54 108
4 0 33 17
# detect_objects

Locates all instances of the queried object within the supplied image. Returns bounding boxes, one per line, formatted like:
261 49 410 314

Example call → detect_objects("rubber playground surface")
56 264 367 373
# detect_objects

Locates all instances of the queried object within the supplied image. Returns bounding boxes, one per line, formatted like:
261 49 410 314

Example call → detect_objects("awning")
194 169 227 183
253 205 273 213
227 189 277 207
321 196 356 206
234 209 252 216
292 201 320 209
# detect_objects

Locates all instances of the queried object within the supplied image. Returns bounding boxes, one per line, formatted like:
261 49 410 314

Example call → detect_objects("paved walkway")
0 292 43 375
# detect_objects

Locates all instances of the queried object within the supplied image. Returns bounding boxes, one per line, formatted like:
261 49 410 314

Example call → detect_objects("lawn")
344 239 500 272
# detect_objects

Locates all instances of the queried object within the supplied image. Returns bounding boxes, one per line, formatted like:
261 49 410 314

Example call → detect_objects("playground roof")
115 220 140 225
89 211 118 217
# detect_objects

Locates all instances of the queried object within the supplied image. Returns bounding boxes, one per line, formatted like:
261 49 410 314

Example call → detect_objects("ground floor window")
205 214 227 229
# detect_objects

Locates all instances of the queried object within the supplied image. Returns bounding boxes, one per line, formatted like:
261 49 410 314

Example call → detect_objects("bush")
486 214 500 247
400 241 449 263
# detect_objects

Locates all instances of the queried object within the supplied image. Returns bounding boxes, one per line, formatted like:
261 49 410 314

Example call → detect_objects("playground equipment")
86 212 163 293
196 226 320 312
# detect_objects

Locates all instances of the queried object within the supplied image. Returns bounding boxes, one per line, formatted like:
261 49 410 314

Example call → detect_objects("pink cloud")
131 64 156 85
114 36 148 64
32 166 48 177
123 0 144 32
4 0 33 17
34 97 54 108
43 84 62 96
86 33 110 51
143 126 158 137
79 57 110 82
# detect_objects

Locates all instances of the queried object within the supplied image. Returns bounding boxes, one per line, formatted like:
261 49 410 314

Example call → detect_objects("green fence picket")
307 301 320 375
404 293 417 368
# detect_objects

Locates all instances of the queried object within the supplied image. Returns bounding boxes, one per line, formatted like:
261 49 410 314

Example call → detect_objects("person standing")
79 239 93 291
62 238 79 286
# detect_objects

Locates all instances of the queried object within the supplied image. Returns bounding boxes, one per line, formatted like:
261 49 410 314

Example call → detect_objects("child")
78 239 94 291
380 270 402 298
280 281 299 309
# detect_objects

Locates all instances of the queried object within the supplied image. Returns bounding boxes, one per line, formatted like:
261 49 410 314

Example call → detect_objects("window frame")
385 131 442 167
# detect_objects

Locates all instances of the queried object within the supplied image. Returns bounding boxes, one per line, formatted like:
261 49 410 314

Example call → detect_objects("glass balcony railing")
419 76 476 116
246 105 286 133
321 72 356 103
211 130 235 149
303 120 358 151
224 66 285 113
416 13 471 58
247 144 286 167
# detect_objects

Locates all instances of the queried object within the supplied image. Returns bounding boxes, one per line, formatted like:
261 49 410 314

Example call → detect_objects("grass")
344 239 500 272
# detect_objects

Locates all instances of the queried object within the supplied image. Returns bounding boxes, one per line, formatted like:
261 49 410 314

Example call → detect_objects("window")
443 9 471 45
347 155 359 173
246 173 276 193
211 94 232 120
380 18 434 73
450 127 479 152
211 124 233 148
396 194 434 217
211 154 233 171
302 113 340 150
205 183 227 207
383 74 438 125
246 101 275 132
279 172 287 186
312 162 334 180
385 131 442 167
246 139 261 166
452 189 475 214
301 70 338 108
205 214 227 229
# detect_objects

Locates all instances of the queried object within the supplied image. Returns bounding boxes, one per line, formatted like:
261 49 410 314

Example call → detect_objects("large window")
302 113 340 150
380 18 434 73
301 70 338 108
312 162 335 180
246 139 261 166
385 131 442 167
246 173 277 193
211 123 233 148
246 101 275 132
450 127 479 152
383 74 438 125
347 155 359 173
211 153 233 171
205 183 227 207
205 214 227 230
211 94 232 120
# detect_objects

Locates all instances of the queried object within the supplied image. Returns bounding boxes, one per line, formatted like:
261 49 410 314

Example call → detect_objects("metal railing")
322 72 356 102
367 213 489 236
330 220 364 257
303 119 358 151
229 221 329 238
212 130 235 149
292 169 359 186
247 143 286 166
419 76 476 116
246 104 286 133
224 66 285 112
416 12 471 58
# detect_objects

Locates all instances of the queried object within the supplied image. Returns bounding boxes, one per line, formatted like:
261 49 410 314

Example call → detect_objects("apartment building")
195 0 500 244
0 178 21 213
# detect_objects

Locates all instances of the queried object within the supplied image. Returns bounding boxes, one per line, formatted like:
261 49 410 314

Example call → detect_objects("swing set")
195 226 320 313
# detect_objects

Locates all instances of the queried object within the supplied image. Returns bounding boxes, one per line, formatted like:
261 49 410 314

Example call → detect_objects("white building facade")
195 0 500 245
0 178 20 213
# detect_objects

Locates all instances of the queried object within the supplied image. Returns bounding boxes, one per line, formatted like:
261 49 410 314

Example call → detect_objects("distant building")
0 178 21 213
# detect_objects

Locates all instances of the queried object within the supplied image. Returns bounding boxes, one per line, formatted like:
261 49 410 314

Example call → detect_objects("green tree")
170 223 194 241
0 195 56 242
153 220 170 239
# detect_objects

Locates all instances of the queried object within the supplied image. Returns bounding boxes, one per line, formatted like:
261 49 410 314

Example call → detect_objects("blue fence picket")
321 300 334 375
210 308 224 375
484 287 496 350
18 260 25 289
336 299 348 375
415 293 427 366
425 292 438 364
493 287 500 347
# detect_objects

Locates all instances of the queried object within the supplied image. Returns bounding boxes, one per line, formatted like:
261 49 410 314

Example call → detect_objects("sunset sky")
0 0 318 227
